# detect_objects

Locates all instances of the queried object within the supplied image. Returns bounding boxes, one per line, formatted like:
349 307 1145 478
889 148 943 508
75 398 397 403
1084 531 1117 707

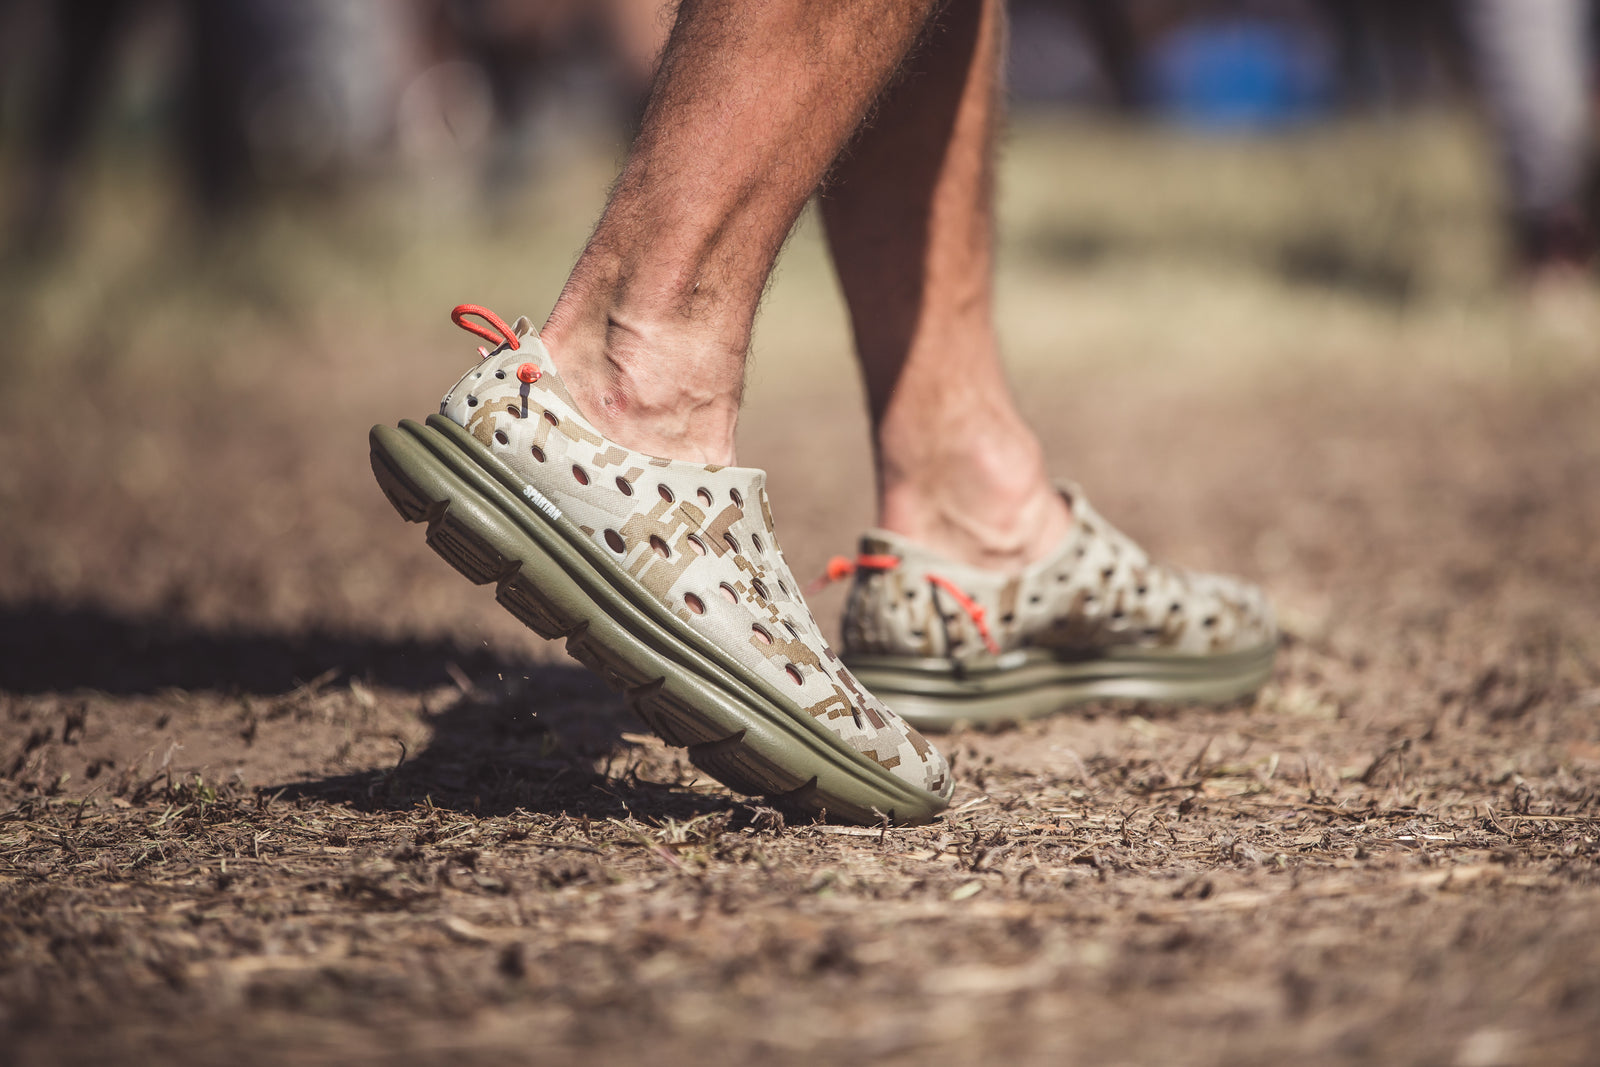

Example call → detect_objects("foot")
839 484 1278 730
370 306 952 822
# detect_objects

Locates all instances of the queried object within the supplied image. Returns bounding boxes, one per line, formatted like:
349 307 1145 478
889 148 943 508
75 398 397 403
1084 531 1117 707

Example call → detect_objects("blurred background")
3 0 1598 283
0 0 1596 647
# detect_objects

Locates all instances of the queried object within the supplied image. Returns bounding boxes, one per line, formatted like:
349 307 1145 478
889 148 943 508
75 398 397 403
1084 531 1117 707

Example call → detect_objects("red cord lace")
810 554 1000 656
451 304 521 351
806 554 900 593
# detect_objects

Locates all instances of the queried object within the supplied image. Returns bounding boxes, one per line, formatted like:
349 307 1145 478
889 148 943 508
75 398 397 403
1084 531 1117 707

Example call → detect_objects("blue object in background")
1145 17 1336 132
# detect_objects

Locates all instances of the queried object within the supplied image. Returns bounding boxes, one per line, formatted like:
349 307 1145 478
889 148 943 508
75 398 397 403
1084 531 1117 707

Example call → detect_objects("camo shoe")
839 487 1277 730
370 306 952 823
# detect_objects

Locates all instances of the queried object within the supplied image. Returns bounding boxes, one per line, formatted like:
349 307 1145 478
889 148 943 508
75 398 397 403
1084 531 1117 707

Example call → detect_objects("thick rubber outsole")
370 415 946 824
845 644 1277 732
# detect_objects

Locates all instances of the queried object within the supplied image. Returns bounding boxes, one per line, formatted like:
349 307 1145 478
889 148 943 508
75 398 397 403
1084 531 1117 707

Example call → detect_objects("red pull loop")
451 304 521 351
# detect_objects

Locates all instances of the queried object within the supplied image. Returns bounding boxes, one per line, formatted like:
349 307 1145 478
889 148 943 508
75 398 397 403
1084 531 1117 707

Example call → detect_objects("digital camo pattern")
842 489 1277 664
438 322 950 801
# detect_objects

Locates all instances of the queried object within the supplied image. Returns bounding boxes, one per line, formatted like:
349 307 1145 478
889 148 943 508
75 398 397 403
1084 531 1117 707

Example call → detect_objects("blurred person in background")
0 0 666 255
1460 0 1598 282
3 0 412 250
1011 0 1598 285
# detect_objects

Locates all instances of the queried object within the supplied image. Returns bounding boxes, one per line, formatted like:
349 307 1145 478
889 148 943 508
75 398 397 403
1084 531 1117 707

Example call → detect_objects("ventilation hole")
1057 573 1069 582
649 535 671 559
777 579 788 596
1202 616 1218 628
751 578 770 601
910 629 926 638
604 529 625 553
543 410 559 426
1136 585 1148 596
1111 609 1125 620
784 664 803 685
1029 595 1043 605
507 404 521 417
1101 567 1115 581
1075 546 1086 558
723 532 740 554
530 444 545 463
752 624 773 645
572 465 589 485
615 476 634 496
658 484 674 503
850 705 863 728
685 592 705 615
493 430 509 446
687 533 707 556
494 369 506 379
719 582 738 604
1000 613 1015 625
1169 602 1181 614
751 532 764 553
730 488 743 508
905 590 917 600
782 620 799 639
697 488 713 507
466 396 478 407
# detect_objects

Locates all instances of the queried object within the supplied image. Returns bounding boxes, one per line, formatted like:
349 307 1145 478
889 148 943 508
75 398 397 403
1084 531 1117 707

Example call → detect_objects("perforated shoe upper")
841 488 1277 664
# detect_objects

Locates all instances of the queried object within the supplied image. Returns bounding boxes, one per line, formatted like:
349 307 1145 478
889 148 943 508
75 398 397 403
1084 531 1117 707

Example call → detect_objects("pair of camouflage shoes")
369 307 1277 825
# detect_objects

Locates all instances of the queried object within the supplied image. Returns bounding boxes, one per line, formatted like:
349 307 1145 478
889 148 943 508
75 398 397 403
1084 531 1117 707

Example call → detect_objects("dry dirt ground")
3 115 1599 1065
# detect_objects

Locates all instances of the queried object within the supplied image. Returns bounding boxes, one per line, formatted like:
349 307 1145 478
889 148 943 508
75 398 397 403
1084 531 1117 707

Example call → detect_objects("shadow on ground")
0 604 736 825
0 602 525 695
273 675 736 822
0 601 735 822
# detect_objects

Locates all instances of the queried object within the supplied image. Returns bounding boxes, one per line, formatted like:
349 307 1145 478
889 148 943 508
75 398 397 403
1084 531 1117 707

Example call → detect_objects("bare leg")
821 0 1071 572
541 0 942 465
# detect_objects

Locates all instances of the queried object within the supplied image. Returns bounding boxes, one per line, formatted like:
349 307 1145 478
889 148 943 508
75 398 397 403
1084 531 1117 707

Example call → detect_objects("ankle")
880 479 1072 574
876 420 1072 572
541 296 747 466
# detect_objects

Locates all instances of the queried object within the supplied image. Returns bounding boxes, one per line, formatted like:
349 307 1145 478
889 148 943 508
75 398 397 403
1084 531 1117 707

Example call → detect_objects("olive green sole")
845 644 1277 732
369 415 946 824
